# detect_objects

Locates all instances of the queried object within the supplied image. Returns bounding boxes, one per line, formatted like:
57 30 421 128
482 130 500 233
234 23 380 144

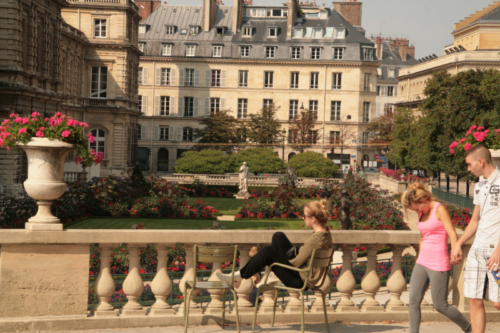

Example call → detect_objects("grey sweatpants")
409 263 471 333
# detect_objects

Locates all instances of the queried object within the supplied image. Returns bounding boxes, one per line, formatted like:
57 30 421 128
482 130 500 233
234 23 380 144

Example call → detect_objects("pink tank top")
416 202 451 271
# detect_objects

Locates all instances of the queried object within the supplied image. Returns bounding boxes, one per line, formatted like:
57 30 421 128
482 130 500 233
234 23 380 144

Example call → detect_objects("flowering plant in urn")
0 112 103 166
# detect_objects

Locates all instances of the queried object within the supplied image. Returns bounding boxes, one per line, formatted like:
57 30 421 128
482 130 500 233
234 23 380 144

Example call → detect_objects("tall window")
166 26 175 34
332 73 342 89
91 66 107 98
309 100 318 120
240 46 250 57
211 70 221 87
138 124 142 139
160 127 169 140
384 103 394 114
289 100 299 119
268 27 278 37
363 102 370 122
364 74 372 91
330 101 341 121
94 19 107 38
362 132 369 144
138 95 142 113
238 99 248 118
264 71 273 88
185 69 195 86
239 70 248 87
243 27 252 36
213 46 222 57
363 48 373 60
310 47 321 60
290 72 299 89
160 96 170 116
265 46 276 58
388 86 394 96
211 98 221 114
186 45 196 57
189 26 199 35
184 97 194 117
333 48 344 60
330 131 340 144
291 47 301 59
89 129 105 155
310 72 319 89
183 128 193 141
160 68 170 86
263 99 273 109
162 44 172 56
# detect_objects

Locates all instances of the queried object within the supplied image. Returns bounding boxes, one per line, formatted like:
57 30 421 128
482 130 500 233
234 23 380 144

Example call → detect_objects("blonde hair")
401 182 434 214
305 200 329 226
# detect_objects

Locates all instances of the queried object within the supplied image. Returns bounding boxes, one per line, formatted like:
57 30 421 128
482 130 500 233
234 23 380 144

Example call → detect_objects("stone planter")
491 149 500 169
17 138 74 231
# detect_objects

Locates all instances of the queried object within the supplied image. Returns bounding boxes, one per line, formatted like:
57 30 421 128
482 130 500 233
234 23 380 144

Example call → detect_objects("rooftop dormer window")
313 28 323 38
215 27 227 36
139 25 150 34
243 27 253 37
165 26 176 35
293 28 304 38
180 29 187 35
270 9 287 17
268 27 278 38
335 28 346 39
189 26 200 35
138 42 145 52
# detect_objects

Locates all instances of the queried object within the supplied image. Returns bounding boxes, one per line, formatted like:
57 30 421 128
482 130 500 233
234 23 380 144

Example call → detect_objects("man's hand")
451 245 463 265
487 250 500 272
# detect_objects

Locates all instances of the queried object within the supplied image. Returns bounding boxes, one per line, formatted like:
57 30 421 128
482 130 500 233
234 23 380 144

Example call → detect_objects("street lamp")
282 128 287 160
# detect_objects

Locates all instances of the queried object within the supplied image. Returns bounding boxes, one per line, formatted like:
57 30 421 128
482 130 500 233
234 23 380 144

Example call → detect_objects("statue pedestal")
236 191 249 199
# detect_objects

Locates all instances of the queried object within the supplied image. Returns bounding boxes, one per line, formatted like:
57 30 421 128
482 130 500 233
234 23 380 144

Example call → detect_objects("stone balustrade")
0 230 479 332
64 171 87 183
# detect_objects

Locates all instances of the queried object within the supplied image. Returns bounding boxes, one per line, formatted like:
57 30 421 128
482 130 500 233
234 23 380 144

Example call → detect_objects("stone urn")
491 149 500 169
17 138 74 231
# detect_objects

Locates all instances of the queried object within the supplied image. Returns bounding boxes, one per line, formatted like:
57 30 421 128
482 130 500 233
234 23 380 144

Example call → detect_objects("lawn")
201 197 244 215
66 218 342 230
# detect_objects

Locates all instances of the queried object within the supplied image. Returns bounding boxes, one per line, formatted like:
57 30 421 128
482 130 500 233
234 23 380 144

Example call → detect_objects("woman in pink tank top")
402 183 471 333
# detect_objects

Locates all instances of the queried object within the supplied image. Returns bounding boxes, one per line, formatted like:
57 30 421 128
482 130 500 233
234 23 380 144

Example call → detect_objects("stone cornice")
398 59 500 80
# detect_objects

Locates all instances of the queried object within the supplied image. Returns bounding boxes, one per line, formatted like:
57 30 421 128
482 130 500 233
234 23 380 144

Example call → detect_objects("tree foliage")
323 121 357 157
194 110 242 153
288 109 318 153
366 111 394 152
286 152 339 177
174 150 237 174
247 104 282 145
233 147 285 175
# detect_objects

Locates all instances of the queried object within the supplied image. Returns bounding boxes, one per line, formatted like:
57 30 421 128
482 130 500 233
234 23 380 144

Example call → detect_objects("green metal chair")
183 245 240 333
252 246 335 333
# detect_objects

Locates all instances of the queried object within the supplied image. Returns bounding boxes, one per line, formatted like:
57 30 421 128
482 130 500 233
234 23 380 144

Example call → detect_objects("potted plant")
0 112 103 230
449 125 500 169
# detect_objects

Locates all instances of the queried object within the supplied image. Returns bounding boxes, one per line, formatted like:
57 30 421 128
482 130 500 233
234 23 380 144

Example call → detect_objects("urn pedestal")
17 138 74 231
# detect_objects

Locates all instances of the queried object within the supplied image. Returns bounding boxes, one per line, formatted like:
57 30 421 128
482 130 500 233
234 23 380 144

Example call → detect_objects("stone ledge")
0 310 497 332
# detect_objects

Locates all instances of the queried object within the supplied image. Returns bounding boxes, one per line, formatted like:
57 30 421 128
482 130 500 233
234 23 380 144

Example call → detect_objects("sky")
164 0 497 58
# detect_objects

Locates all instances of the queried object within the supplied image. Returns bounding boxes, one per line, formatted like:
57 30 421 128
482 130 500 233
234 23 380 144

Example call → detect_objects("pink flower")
14 117 22 123
464 143 472 151
74 156 84 165
477 126 484 131
497 129 500 133
39 127 45 130
459 138 466 143
31 112 41 118
78 122 89 128
55 112 62 117
470 125 477 130
449 141 459 148
9 113 17 118
67 119 77 126
18 128 27 134
61 130 71 138
44 118 49 121
88 134 95 143
450 148 455 154
2 119 9 124
35 131 44 138
22 118 29 125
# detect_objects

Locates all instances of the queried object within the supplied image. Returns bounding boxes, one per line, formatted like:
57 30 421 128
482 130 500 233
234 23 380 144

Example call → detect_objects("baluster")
385 245 408 311
335 245 358 312
259 287 279 313
309 275 333 313
284 290 302 313
93 243 117 317
360 245 384 311
452 243 471 311
122 243 146 316
205 261 225 314
178 245 202 314
234 245 256 312
150 244 174 315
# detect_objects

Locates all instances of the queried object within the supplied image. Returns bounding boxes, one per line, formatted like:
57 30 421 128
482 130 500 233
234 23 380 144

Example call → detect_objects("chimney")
407 45 415 58
396 38 409 61
389 40 397 51
135 0 162 22
232 0 245 32
287 0 297 40
375 37 383 59
332 1 362 26
203 0 218 32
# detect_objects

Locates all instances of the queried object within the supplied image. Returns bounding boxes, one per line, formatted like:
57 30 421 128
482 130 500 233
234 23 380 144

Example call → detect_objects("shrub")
233 147 285 175
287 152 339 177
174 150 237 174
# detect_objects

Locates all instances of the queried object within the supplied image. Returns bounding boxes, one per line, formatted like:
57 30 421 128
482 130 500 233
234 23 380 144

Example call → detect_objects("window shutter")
179 68 185 86
141 95 148 114
220 98 226 111
170 69 176 86
376 103 380 117
204 97 210 116
141 125 146 139
205 69 211 87
176 127 183 141
178 97 184 117
194 69 200 86
221 70 226 87
170 97 175 116
154 96 160 116
193 98 199 117
155 68 161 86
143 67 149 85
169 125 175 141
154 125 159 140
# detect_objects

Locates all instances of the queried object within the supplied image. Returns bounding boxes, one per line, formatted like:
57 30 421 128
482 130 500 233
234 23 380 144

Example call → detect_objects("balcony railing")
164 174 344 186
0 229 478 331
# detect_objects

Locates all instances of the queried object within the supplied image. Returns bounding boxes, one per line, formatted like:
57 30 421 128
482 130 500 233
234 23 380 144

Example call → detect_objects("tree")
323 121 357 161
286 152 339 177
194 110 240 153
233 147 285 175
288 109 318 153
366 111 395 153
247 104 282 145
174 150 237 174
387 107 418 169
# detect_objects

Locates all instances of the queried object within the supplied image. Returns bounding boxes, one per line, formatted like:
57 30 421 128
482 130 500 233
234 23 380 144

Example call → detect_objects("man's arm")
451 205 480 264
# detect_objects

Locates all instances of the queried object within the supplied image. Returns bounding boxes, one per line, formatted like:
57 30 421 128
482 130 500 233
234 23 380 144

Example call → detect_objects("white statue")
239 162 249 193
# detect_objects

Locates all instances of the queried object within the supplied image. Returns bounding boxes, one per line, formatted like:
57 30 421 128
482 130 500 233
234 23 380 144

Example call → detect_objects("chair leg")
271 290 278 327
231 289 240 333
321 292 329 333
222 290 226 329
184 289 193 333
252 286 261 332
300 291 305 333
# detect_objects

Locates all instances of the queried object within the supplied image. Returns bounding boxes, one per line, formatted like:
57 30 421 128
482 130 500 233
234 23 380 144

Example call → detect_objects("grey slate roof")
374 41 419 83
456 5 500 31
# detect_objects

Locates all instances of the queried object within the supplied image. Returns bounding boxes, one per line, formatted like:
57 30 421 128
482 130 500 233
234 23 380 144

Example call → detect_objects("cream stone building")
0 0 142 194
137 0 379 172
397 0 500 110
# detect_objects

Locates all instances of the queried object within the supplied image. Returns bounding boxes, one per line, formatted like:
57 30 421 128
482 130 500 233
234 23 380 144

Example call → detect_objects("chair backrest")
301 246 335 290
191 245 239 288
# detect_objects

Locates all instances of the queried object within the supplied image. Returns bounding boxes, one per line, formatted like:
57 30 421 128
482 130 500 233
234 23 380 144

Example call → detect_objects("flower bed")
379 167 429 183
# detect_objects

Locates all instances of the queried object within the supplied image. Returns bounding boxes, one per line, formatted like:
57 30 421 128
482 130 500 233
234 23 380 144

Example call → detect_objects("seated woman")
217 200 333 289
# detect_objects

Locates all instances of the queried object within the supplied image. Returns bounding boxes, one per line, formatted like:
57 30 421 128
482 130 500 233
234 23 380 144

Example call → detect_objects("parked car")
364 168 379 173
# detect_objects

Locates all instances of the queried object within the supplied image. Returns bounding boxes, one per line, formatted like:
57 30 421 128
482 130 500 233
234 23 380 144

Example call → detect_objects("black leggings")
239 232 304 289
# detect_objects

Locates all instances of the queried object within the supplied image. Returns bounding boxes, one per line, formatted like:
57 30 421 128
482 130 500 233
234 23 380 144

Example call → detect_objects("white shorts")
463 246 500 302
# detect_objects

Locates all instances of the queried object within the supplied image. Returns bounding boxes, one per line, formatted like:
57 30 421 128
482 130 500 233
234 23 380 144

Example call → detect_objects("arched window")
182 127 193 141
288 152 296 161
157 148 169 171
90 129 105 156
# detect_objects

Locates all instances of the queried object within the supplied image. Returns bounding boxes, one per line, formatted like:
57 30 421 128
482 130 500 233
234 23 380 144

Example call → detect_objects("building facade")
0 0 142 194
137 0 379 173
